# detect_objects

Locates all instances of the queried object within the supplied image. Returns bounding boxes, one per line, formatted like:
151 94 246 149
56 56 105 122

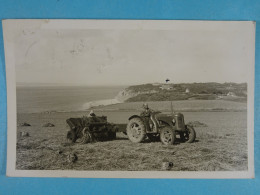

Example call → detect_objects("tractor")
126 111 196 145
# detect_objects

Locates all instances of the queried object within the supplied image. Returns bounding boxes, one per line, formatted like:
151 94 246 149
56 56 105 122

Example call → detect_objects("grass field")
93 100 247 112
16 101 248 171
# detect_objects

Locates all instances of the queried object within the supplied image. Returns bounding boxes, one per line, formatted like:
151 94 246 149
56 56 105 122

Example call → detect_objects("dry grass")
92 100 247 112
16 110 248 171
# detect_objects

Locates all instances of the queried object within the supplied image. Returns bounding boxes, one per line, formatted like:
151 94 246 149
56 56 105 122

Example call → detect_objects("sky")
3 20 255 86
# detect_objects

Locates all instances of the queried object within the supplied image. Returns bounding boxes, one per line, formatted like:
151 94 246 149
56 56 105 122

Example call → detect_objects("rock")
19 131 30 137
162 161 174 171
42 123 55 127
57 150 63 155
187 121 208 127
67 153 78 163
161 158 173 170
19 122 31 127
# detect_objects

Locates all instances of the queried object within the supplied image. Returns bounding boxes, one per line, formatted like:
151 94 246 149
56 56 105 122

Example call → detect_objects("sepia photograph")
3 19 255 178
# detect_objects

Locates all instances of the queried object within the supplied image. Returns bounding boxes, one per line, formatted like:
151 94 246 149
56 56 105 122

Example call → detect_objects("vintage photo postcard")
3 19 255 178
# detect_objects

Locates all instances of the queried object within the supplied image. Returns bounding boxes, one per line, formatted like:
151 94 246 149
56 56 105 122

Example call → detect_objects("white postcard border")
3 19 255 178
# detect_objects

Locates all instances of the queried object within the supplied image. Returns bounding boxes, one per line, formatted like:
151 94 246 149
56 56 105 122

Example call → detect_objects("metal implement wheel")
160 126 176 145
67 130 77 143
79 127 92 144
184 125 196 143
127 118 146 143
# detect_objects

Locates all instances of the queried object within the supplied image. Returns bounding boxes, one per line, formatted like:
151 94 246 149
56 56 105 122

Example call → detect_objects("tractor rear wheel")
127 118 146 143
160 127 176 145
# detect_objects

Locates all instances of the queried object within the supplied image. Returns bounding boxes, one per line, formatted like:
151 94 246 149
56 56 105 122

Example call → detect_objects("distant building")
160 84 173 90
227 92 236 97
185 88 190 93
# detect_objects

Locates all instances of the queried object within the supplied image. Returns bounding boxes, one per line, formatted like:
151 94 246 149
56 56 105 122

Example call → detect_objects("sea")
16 86 125 113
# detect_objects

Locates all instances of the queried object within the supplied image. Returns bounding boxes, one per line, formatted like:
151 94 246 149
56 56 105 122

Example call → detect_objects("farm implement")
66 115 126 144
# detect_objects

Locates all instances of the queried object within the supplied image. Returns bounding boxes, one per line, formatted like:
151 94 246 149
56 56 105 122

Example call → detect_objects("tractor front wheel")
160 127 176 145
127 118 146 143
184 125 196 143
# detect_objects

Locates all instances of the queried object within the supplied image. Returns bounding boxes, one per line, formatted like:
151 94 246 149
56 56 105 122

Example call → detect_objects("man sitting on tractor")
140 103 153 131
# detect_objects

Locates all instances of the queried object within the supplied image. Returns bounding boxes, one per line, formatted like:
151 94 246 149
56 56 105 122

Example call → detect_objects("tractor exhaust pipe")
171 101 174 116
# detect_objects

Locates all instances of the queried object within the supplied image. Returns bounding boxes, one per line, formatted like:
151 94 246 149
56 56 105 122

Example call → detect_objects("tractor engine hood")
154 112 185 130
153 113 175 127
154 113 173 120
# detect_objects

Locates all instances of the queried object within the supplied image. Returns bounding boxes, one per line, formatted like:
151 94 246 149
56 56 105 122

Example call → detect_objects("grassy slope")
124 83 247 102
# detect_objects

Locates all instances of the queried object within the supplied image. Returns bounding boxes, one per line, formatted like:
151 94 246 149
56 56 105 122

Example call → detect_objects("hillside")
116 82 247 102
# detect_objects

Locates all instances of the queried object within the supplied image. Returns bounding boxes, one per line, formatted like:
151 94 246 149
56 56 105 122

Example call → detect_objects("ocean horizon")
16 85 125 113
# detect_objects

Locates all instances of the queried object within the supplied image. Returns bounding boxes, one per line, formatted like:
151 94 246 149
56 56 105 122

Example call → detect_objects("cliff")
115 84 159 102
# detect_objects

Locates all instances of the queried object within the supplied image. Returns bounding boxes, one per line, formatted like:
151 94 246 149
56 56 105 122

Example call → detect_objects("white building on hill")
159 84 173 90
227 92 236 97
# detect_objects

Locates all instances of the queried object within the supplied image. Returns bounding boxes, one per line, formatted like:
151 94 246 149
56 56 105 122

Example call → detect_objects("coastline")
82 98 121 110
